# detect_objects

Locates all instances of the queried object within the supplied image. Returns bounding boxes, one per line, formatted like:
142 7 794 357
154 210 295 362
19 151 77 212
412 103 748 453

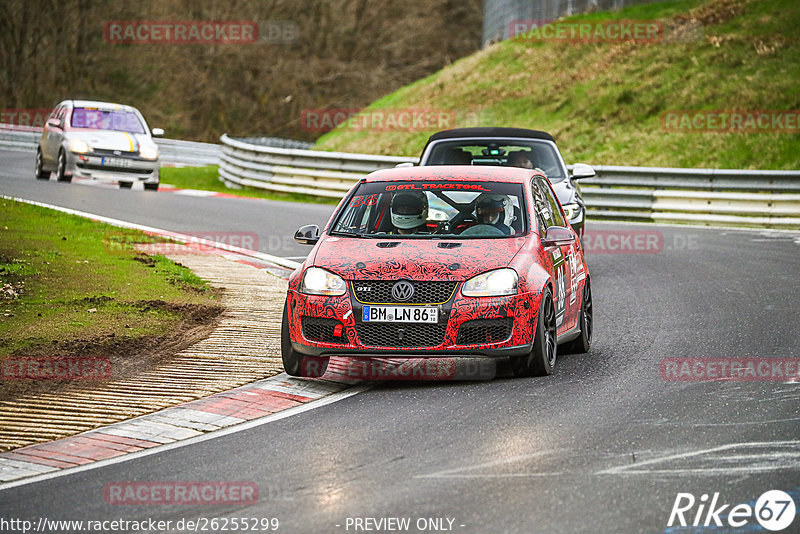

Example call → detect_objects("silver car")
35 100 163 190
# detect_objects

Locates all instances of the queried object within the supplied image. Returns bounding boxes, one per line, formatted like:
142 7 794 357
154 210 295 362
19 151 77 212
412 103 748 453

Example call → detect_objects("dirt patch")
133 254 157 267
676 0 748 27
0 302 224 402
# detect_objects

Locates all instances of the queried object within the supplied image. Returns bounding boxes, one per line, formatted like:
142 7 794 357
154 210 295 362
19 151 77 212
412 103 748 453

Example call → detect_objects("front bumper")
286 281 541 358
66 152 160 184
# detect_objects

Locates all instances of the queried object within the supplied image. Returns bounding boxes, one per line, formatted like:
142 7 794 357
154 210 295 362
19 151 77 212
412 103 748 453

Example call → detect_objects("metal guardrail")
579 165 800 228
0 128 39 152
219 133 416 198
154 138 219 166
0 125 219 167
219 135 800 229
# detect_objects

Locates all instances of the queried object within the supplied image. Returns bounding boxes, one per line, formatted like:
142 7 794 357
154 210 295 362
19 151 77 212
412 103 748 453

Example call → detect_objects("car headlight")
462 268 518 297
69 139 91 154
139 145 158 160
562 203 581 222
300 267 346 296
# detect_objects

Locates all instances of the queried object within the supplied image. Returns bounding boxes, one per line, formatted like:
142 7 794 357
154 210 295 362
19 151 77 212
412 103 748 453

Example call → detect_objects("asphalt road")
1 148 799 533
0 150 335 260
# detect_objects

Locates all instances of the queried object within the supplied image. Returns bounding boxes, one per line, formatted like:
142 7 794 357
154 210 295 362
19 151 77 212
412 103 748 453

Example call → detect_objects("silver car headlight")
462 268 518 297
69 139 91 154
562 203 581 222
139 145 158 160
300 267 346 296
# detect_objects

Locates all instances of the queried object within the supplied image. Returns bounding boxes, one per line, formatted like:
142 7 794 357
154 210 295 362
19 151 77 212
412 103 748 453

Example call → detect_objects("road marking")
597 440 800 476
638 416 800 427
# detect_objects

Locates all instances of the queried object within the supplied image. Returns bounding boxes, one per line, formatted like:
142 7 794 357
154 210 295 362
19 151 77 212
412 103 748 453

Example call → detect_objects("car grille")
301 317 344 343
77 163 152 174
352 281 458 304
355 323 447 348
91 149 138 157
456 318 513 345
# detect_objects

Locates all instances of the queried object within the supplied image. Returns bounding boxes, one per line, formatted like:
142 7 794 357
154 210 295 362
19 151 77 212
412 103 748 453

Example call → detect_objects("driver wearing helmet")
474 193 513 235
390 191 429 234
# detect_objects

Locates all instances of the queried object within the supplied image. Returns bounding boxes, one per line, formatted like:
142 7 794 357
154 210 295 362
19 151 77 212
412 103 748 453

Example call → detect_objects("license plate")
362 305 438 323
101 157 132 168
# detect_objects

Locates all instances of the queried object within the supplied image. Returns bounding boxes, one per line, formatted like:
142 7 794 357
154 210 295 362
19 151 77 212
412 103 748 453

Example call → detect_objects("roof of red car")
364 165 544 184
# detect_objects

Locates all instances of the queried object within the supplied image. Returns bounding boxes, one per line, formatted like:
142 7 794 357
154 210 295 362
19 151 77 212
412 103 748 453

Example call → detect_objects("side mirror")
542 226 576 247
151 127 165 137
571 163 595 180
395 162 414 168
47 117 61 128
294 224 321 245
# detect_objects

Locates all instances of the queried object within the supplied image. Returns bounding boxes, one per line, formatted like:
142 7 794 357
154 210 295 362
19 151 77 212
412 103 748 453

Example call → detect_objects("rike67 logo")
668 490 796 531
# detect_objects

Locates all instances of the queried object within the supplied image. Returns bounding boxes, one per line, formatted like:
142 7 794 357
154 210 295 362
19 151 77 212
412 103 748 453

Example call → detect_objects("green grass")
0 199 219 356
161 166 340 204
314 0 800 169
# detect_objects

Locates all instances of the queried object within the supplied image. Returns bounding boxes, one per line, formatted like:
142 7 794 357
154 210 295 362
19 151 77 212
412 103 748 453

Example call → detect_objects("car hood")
67 130 155 152
312 236 526 281
550 179 578 206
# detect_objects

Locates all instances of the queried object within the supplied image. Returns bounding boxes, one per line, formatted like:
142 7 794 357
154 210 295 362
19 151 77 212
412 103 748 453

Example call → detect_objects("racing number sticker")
349 194 379 208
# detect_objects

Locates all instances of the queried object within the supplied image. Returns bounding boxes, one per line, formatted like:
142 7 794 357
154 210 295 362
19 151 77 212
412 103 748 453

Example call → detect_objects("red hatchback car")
282 165 592 379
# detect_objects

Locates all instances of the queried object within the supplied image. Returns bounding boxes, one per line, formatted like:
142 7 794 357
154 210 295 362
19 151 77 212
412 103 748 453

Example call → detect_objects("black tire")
281 304 328 378
143 183 159 191
511 288 557 377
35 148 50 180
562 281 592 354
55 149 71 182
119 182 133 189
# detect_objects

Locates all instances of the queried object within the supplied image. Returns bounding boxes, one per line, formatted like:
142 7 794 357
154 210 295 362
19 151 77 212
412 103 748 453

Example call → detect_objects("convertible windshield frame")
423 137 568 182
329 180 528 240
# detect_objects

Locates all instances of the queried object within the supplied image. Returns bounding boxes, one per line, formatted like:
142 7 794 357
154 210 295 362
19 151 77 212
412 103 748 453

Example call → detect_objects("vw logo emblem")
391 280 415 302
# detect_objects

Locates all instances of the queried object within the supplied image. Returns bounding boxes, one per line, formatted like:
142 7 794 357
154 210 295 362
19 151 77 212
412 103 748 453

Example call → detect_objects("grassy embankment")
0 198 220 359
315 0 800 170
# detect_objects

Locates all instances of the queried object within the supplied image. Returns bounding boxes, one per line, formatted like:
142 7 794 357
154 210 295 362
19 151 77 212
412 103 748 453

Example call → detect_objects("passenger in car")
474 193 514 235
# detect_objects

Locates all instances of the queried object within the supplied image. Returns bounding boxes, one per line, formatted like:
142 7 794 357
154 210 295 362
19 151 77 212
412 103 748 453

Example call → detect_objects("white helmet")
475 193 513 227
391 191 428 230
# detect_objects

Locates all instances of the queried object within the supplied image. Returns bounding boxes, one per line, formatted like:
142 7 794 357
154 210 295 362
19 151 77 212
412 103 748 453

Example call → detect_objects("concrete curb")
0 372 358 483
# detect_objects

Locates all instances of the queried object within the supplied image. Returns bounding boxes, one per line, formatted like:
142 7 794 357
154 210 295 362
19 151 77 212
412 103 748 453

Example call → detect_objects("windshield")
425 139 566 182
331 181 526 238
70 108 146 134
